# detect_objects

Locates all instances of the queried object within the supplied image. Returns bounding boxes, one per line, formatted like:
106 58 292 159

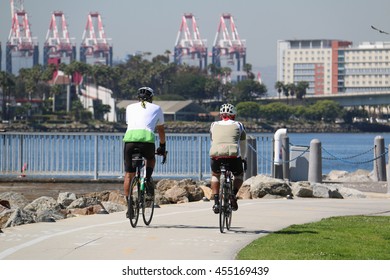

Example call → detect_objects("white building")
277 39 390 96
79 84 117 122
343 41 390 94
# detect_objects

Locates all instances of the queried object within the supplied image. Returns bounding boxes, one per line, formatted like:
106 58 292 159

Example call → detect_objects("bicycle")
217 160 234 233
217 158 247 233
127 148 167 228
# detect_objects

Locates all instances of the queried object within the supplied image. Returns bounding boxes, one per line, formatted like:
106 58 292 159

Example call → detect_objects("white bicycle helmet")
219 103 237 116
137 87 154 102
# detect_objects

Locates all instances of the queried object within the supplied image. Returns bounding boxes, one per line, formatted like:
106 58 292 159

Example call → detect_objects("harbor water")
1 132 390 179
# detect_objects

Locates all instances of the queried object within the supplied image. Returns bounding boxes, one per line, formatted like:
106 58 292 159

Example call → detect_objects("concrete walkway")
1 197 390 260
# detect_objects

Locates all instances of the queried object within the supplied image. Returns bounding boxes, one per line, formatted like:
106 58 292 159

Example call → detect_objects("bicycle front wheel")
128 177 140 228
142 181 155 225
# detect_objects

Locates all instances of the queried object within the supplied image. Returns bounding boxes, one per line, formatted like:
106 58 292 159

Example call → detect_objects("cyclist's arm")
240 138 247 159
156 124 166 144
240 129 247 159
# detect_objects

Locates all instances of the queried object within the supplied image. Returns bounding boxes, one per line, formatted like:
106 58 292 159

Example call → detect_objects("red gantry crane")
212 13 246 81
6 0 38 74
43 11 76 66
80 12 112 66
174 13 207 69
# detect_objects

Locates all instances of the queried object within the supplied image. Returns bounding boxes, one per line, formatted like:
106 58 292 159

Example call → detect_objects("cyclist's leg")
230 158 244 211
210 158 221 214
123 142 137 217
141 142 156 196
124 172 136 197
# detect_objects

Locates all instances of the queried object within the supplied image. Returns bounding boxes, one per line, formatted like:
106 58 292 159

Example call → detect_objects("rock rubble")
0 171 385 230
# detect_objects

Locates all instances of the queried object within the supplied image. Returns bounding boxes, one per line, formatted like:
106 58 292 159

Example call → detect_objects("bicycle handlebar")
156 151 168 164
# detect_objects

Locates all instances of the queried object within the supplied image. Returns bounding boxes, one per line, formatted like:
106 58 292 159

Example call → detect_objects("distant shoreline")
1 120 390 134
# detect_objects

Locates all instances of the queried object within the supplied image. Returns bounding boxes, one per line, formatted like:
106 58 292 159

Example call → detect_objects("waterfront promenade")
1 195 389 260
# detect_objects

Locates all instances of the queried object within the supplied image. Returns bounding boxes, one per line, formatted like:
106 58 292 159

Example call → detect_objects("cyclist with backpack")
209 103 247 214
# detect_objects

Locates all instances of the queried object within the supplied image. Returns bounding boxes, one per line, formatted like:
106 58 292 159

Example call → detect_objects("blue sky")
1 0 390 68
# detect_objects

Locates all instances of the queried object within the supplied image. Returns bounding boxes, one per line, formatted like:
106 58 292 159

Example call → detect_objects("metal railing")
0 132 273 180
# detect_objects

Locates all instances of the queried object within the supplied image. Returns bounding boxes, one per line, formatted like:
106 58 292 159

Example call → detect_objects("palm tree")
296 81 309 100
243 63 255 80
0 71 16 120
62 61 91 112
50 84 62 112
274 81 284 99
287 83 296 105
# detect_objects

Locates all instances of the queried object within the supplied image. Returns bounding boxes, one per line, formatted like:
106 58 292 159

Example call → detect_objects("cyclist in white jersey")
123 87 166 217
209 103 247 214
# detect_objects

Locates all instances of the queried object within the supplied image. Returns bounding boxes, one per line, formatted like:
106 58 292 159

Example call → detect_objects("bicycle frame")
127 150 167 228
128 151 155 227
219 162 233 233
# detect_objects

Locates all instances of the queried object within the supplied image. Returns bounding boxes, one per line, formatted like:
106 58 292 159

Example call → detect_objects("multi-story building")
277 39 390 96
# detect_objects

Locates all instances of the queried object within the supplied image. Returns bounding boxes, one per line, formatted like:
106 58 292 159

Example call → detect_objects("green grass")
236 215 390 260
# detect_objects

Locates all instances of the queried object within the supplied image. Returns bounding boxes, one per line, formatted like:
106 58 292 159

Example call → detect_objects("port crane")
174 13 207 69
80 12 113 66
43 11 76 66
212 13 246 81
6 0 38 74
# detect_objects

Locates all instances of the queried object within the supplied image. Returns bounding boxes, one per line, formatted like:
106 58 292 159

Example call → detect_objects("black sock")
214 194 219 204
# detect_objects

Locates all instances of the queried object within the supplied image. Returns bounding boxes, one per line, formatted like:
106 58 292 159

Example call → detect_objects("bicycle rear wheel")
225 183 233 231
142 181 155 225
128 177 140 228
219 176 226 233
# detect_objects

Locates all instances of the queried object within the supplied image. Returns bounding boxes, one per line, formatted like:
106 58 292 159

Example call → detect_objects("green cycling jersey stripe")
123 129 155 143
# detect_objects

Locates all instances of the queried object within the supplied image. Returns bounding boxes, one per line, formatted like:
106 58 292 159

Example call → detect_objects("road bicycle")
217 158 247 233
127 149 167 228
218 160 234 233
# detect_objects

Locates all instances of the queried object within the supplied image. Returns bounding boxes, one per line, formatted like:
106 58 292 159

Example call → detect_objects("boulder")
164 185 189 204
0 207 13 229
156 178 205 204
83 191 111 202
291 181 366 199
24 196 62 213
0 200 11 209
101 201 127 213
66 197 101 209
108 191 126 205
199 185 212 200
23 196 65 223
237 185 251 199
36 209 66 222
312 183 344 198
240 174 292 199
68 204 106 216
4 208 35 227
57 192 77 207
0 192 29 209
290 181 313 198
325 169 372 182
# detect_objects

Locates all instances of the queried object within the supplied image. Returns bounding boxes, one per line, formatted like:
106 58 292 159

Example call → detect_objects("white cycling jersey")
123 102 164 143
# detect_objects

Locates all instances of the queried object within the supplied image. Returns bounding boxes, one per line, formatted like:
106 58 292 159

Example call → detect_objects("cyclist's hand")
156 142 166 156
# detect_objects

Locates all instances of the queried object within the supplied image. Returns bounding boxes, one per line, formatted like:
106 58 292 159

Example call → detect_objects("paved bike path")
1 197 390 260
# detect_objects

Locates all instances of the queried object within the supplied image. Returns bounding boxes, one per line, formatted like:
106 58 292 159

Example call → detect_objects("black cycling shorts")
124 142 156 173
210 157 243 176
